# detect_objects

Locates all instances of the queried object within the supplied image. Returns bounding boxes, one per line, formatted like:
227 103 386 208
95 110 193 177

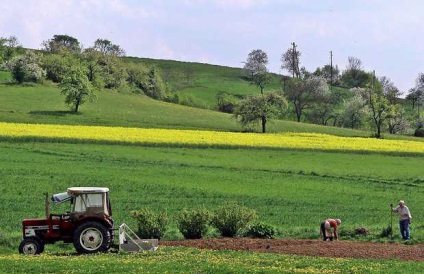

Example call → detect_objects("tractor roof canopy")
67 187 109 194
51 187 109 205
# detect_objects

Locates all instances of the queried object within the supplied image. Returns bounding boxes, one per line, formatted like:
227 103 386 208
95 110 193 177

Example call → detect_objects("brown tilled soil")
161 238 424 261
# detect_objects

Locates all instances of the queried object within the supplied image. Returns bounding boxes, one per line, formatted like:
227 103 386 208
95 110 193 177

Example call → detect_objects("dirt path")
161 238 424 261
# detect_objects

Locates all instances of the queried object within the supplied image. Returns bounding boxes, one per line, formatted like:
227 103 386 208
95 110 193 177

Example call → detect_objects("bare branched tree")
379 76 402 104
281 46 301 78
243 49 270 94
243 49 268 79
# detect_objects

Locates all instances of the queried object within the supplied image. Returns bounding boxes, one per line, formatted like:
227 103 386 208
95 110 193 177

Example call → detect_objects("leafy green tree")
5 51 45 83
340 57 372 88
81 48 104 89
86 39 127 90
103 60 128 89
354 87 390 138
387 104 409 134
338 94 367 129
241 49 272 131
314 64 340 84
42 54 78 83
59 66 97 112
126 64 167 99
284 76 330 122
126 62 148 89
42 34 81 54
234 92 287 133
143 67 166 99
341 70 372 88
0 35 21 62
307 92 339 126
93 39 125 57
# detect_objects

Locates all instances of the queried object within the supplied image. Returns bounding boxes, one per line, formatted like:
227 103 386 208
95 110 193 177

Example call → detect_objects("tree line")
232 46 423 137
0 34 169 112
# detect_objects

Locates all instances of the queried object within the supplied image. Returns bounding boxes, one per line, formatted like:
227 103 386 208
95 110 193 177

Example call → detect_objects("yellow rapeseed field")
0 122 423 154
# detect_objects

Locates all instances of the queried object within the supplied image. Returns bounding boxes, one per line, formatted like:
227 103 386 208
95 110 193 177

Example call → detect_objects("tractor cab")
52 187 112 219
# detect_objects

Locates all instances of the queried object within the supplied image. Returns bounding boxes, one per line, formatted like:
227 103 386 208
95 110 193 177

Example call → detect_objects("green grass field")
1 247 422 274
0 140 423 272
0 66 423 273
0 141 422 238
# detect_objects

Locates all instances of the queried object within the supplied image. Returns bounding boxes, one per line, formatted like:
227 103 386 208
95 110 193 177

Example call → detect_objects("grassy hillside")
124 57 283 109
0 71 11 81
1 80 421 141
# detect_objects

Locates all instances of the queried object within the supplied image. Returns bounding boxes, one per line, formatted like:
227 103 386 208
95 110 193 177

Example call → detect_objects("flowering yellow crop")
0 122 423 154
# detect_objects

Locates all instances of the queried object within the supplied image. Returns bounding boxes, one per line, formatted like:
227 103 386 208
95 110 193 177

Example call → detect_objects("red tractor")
19 187 115 255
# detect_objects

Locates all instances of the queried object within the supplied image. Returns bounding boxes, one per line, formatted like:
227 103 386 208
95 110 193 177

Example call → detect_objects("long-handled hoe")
390 203 394 240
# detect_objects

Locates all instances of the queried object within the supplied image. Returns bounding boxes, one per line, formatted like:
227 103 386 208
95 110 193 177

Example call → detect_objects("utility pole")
373 70 376 91
292 42 296 78
330 50 333 90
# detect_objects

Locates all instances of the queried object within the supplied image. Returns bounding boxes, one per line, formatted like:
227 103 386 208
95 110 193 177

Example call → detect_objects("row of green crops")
1 247 422 273
1 122 423 155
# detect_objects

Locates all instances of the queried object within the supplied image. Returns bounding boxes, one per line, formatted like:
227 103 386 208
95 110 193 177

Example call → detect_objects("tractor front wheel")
73 221 110 254
19 237 44 255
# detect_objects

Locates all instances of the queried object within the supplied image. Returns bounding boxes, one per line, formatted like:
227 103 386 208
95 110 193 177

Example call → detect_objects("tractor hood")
51 192 72 205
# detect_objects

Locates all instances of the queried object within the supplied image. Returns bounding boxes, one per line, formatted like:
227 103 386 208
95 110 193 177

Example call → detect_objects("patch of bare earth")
161 238 424 261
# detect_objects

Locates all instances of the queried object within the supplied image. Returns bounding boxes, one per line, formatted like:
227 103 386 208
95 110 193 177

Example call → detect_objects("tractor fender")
73 215 114 231
74 215 113 227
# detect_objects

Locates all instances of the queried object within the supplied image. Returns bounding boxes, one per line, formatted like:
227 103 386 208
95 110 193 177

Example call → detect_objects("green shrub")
379 226 393 238
131 208 169 239
246 222 276 239
216 91 236 113
211 202 257 237
414 128 424 137
177 207 212 239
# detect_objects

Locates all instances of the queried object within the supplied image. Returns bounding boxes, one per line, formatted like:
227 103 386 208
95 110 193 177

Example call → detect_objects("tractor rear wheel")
19 237 44 255
73 221 110 254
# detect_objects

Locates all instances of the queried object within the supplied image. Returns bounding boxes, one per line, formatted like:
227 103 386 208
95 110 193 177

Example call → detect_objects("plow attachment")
118 223 158 252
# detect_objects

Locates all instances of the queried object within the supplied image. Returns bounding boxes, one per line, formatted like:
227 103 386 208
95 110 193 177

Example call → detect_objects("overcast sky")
1 0 424 92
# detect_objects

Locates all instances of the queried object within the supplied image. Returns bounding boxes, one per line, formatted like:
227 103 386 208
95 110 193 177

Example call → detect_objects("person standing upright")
391 200 412 240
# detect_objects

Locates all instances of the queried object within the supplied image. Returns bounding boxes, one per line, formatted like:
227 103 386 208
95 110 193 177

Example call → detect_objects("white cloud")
214 0 269 9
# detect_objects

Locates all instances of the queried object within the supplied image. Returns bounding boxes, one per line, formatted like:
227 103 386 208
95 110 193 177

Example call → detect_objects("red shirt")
325 219 338 238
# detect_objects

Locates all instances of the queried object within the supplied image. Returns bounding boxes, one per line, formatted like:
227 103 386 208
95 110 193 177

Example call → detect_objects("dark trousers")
399 219 410 240
320 222 333 241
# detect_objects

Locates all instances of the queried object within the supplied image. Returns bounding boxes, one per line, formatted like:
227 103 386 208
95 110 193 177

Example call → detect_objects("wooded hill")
0 35 422 138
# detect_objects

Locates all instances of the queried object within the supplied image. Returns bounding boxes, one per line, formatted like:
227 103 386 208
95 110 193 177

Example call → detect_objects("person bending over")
320 218 341 241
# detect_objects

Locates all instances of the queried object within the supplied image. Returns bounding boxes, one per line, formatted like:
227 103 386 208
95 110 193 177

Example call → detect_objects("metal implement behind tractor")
19 187 158 255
